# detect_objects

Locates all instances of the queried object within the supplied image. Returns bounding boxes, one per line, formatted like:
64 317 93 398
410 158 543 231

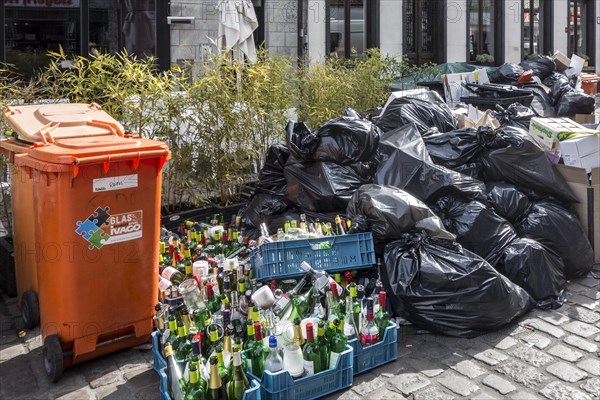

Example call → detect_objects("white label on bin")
93 174 138 192
75 207 143 250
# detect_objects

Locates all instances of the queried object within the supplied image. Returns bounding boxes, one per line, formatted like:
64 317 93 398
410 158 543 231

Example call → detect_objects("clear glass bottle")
264 335 283 373
360 297 379 347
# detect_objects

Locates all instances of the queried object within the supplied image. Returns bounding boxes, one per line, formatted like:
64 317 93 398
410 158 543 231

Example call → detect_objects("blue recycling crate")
247 344 353 400
250 233 375 280
348 321 398 375
159 367 261 400
152 331 166 373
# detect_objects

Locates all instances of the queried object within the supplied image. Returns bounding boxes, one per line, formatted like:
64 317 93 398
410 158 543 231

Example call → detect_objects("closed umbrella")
217 0 259 62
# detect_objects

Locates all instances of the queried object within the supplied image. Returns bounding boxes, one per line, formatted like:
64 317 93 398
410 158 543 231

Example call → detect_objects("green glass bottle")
317 320 329 369
215 344 231 387
250 322 266 377
166 315 179 348
185 364 207 400
329 319 347 369
206 282 221 314
202 324 220 360
302 322 324 376
165 344 186 400
174 321 192 364
243 319 256 353
227 349 249 400
207 356 227 400
375 291 390 339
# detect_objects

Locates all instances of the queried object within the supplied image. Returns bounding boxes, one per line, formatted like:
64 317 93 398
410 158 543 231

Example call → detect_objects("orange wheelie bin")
0 103 170 381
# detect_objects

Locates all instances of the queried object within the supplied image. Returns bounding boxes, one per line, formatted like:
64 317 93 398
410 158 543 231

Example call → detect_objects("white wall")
504 0 522 63
307 0 327 63
379 0 403 59
553 0 569 55
446 0 468 62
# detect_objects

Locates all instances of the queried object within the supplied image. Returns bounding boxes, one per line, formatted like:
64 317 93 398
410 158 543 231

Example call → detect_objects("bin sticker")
75 207 143 250
92 174 138 192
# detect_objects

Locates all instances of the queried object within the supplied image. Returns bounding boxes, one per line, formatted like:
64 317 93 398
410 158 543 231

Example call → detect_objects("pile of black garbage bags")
240 94 594 338
489 55 595 117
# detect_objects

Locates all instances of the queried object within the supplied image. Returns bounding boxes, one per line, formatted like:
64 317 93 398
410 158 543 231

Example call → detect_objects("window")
328 0 374 59
568 0 595 65
2 0 166 78
523 0 543 57
403 0 439 65
468 0 495 62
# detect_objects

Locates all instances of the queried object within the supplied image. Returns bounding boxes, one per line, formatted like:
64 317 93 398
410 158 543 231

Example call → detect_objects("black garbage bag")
286 110 381 164
478 126 578 203
555 92 596 116
422 128 482 168
255 144 290 196
497 238 566 310
432 196 518 266
346 185 454 252
516 200 594 278
383 233 534 338
543 72 569 88
453 162 485 180
549 78 575 105
492 103 537 130
285 160 372 212
490 63 524 83
376 124 487 203
376 91 457 134
530 85 556 117
485 182 531 224
240 193 289 229
520 56 555 80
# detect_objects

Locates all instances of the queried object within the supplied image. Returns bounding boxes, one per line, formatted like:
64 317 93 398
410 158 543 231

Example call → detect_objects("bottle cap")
268 335 278 348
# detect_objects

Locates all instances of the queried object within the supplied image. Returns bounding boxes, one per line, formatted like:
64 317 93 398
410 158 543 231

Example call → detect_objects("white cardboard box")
442 69 489 108
560 134 600 173
528 117 594 152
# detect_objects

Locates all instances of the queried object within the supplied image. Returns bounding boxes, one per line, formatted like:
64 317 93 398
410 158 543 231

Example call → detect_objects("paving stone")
566 294 600 311
539 381 592 400
351 374 386 396
404 357 445 377
494 336 518 350
523 333 554 350
437 373 480 397
0 342 27 361
93 385 134 400
472 349 508 366
519 318 566 338
511 390 542 399
413 386 455 400
89 369 124 389
56 387 97 400
122 366 158 390
546 361 588 382
563 335 599 353
128 383 160 400
579 377 600 396
575 277 600 288
547 344 584 362
566 307 600 325
580 288 600 301
482 373 517 395
390 373 431 396
576 358 600 376
449 359 486 379
563 321 600 338
567 282 593 293
537 311 570 326
508 345 555 367
323 388 362 400
364 387 406 400
495 360 550 389
470 391 498 400
0 363 40 399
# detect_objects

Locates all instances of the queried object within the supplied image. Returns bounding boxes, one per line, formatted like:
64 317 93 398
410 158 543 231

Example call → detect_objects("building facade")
1 0 599 77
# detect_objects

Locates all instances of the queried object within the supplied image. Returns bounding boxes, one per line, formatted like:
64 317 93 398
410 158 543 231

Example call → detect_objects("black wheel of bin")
21 291 40 329
43 335 64 382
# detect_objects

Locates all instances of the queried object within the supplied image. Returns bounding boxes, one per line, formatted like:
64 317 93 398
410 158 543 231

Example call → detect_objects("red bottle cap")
329 281 339 296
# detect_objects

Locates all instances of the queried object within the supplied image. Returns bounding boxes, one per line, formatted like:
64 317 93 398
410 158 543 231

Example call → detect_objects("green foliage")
297 49 397 128
475 54 495 63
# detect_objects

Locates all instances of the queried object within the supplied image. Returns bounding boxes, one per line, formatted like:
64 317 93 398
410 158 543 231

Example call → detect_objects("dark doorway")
403 0 439 65
252 0 265 49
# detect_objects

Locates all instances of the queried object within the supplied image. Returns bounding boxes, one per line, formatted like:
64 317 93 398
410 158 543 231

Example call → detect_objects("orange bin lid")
2 103 169 169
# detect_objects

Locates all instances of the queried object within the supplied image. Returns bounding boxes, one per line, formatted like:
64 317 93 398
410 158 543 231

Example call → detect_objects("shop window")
468 0 495 62
523 0 543 57
329 0 373 59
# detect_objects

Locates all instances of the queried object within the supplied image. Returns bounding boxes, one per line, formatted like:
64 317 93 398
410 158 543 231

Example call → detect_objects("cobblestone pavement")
1 265 598 400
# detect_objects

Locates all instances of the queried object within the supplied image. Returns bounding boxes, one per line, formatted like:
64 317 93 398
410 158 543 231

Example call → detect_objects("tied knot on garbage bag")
382 231 534 338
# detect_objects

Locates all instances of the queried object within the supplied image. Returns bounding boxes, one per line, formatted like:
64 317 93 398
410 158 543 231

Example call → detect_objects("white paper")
93 174 138 192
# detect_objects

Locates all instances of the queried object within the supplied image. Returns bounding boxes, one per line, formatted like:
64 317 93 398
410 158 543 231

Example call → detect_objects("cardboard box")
529 117 594 153
560 134 600 173
552 51 571 72
571 114 597 125
557 165 600 263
